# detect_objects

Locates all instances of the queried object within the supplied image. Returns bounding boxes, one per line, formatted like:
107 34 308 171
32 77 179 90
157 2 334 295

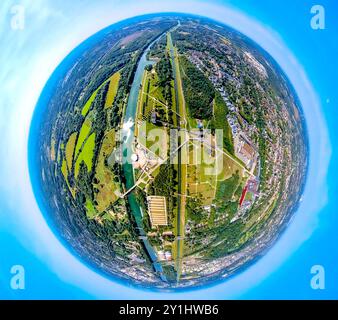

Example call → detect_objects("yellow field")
82 69 121 115
105 72 121 108
74 132 96 178
50 137 56 161
61 158 75 198
65 132 77 171
61 158 68 182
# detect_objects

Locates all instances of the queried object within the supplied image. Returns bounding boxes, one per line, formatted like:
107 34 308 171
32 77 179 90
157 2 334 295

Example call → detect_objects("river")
121 35 166 281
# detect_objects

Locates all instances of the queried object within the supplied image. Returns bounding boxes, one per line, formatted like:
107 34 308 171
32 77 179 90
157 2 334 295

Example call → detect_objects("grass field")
136 70 169 159
61 158 68 182
136 71 148 119
170 35 187 280
215 173 242 202
134 71 148 139
187 143 217 205
82 87 100 117
85 199 97 219
93 129 120 212
82 69 121 115
216 149 245 181
136 71 157 122
74 118 92 158
143 96 157 120
61 158 75 198
105 72 121 108
186 142 245 205
170 79 177 126
145 122 168 158
65 132 77 171
74 132 96 178
148 71 166 103
174 47 186 119
138 70 167 119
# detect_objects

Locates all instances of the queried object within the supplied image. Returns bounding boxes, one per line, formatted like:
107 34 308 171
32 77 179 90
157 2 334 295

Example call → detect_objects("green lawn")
93 129 120 212
75 132 96 178
74 118 92 158
187 143 216 205
174 48 186 118
148 71 166 103
85 198 97 219
82 88 99 117
216 173 241 202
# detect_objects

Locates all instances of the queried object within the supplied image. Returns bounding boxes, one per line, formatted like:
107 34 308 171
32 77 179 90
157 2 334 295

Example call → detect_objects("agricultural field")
74 132 96 178
82 87 101 117
105 71 121 108
61 158 67 181
74 117 92 157
186 140 246 206
93 129 121 212
85 199 97 219
65 132 77 171
50 136 56 161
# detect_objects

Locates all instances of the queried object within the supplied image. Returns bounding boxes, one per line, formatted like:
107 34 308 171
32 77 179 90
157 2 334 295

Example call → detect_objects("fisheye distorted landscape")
32 14 308 289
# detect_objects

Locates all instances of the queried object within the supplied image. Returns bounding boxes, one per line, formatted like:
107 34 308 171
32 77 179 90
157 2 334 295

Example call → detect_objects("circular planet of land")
29 14 308 289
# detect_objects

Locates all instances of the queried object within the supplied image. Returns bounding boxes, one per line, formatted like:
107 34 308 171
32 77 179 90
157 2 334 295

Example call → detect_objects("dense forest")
180 56 215 119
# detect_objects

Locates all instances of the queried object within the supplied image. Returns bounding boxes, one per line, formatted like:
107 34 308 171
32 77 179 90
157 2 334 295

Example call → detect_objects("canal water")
121 36 166 280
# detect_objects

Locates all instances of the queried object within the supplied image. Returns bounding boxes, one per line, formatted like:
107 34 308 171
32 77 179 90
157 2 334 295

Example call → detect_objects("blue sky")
0 0 337 299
